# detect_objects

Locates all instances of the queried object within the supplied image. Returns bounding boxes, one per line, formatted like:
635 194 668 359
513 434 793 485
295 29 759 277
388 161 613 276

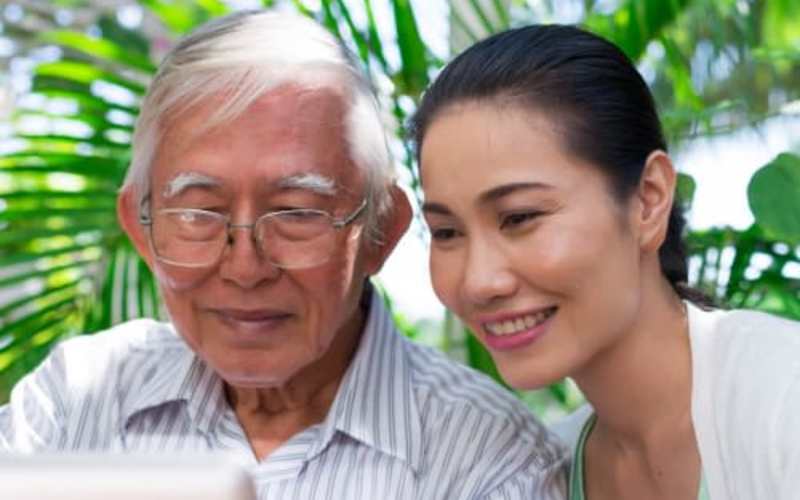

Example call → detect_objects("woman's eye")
500 211 541 229
430 227 460 241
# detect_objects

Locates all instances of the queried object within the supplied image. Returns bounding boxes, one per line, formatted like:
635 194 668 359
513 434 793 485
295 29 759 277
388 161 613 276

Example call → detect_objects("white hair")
123 10 395 242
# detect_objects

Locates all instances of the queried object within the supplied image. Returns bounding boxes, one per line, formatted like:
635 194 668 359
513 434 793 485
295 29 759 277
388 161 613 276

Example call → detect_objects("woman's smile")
478 306 558 351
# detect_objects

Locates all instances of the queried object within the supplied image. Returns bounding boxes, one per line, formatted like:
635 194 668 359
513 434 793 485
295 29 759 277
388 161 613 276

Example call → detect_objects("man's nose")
218 225 280 288
461 238 518 307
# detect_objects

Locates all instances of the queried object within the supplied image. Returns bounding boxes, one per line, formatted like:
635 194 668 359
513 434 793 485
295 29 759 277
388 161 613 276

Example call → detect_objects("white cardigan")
553 304 800 499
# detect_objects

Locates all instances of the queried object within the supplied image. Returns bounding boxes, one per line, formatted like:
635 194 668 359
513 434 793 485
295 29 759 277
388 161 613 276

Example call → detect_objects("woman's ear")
117 187 155 268
363 185 412 275
635 150 677 253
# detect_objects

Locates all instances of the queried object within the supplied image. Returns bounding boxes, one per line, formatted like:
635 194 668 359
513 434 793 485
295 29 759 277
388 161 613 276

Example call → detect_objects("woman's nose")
461 239 518 306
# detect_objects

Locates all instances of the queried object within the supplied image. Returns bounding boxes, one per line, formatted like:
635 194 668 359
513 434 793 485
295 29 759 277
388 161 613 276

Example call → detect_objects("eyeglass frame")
137 196 368 270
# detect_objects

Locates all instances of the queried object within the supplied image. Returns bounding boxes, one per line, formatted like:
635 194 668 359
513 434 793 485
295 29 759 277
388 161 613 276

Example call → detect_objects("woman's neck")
573 277 693 446
574 278 701 499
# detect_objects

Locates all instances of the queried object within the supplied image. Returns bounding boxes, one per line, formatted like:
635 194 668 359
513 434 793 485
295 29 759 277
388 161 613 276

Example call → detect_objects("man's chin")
219 371 289 390
213 359 298 390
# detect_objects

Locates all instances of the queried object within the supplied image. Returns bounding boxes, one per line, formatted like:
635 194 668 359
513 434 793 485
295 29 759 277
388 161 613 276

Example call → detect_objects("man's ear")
363 185 412 275
117 187 154 268
634 150 676 253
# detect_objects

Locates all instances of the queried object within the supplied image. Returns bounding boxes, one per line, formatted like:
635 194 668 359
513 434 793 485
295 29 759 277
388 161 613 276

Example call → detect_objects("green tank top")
569 414 710 500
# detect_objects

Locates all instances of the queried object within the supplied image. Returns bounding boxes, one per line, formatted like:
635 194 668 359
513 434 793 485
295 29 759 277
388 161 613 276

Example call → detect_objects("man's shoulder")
56 319 184 360
403 339 558 444
400 339 566 488
43 319 187 391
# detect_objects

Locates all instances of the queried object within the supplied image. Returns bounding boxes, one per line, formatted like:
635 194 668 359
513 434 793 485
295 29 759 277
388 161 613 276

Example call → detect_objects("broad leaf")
748 153 800 244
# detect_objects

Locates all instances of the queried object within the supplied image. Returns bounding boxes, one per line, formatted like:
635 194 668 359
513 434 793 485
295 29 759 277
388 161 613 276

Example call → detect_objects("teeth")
484 309 554 336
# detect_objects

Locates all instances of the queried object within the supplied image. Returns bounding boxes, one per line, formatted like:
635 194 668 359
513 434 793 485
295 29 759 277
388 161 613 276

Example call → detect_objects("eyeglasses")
139 199 367 270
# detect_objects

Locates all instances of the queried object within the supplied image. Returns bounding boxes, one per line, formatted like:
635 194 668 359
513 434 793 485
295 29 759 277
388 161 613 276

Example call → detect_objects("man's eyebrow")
478 181 553 203
163 172 222 199
276 172 338 196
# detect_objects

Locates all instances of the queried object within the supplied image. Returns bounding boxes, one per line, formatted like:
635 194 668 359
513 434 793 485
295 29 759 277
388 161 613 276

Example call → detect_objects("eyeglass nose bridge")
224 221 262 246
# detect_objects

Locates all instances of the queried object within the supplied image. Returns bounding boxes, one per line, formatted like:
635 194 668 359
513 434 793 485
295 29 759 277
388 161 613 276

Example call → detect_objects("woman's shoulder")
690 303 800 435
688 305 800 497
550 404 594 453
688 303 800 368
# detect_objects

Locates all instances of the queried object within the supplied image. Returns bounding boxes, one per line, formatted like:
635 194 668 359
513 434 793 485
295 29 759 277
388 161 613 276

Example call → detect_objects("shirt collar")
310 288 424 472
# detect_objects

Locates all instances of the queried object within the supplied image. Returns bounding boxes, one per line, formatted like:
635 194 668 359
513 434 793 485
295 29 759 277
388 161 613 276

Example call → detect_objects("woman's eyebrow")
478 182 553 203
421 201 452 216
422 182 553 215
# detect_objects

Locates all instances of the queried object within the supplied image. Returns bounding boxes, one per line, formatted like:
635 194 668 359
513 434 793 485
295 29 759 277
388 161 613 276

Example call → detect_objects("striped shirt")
0 292 567 499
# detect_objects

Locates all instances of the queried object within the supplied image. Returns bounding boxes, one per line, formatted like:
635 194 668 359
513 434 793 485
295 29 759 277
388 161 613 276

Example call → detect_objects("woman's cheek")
429 251 461 308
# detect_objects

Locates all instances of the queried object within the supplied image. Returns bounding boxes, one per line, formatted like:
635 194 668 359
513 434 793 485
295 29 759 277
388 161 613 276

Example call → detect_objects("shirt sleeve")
775 360 800 500
0 344 69 452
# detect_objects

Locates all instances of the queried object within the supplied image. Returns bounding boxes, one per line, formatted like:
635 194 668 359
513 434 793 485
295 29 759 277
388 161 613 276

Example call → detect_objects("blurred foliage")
0 0 798 418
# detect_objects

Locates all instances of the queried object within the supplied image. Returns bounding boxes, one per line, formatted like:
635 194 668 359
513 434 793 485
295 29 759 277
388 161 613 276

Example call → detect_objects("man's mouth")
210 308 295 329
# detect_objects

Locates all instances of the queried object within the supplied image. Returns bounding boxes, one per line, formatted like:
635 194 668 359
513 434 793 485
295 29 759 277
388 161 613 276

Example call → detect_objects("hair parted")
411 24 710 305
123 10 395 242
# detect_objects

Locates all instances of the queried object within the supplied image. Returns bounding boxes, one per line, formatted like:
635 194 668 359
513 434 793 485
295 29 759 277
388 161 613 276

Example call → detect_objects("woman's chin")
493 357 571 391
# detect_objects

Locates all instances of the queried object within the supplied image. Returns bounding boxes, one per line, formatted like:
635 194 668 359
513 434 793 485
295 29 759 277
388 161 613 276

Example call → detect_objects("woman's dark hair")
411 24 710 305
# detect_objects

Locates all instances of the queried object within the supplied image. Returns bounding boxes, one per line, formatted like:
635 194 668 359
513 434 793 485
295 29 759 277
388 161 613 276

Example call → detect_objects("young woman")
412 25 800 500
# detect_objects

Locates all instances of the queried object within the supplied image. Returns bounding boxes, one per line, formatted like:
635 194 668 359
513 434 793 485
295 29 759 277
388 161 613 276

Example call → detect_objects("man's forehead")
164 84 347 132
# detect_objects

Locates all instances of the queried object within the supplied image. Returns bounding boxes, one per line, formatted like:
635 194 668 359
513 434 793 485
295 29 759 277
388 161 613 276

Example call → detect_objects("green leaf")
748 153 800 243
39 30 157 74
98 14 151 57
676 172 696 209
491 0 511 28
585 0 691 61
0 153 126 180
329 0 370 63
28 88 139 116
290 0 315 18
465 332 508 389
0 281 82 322
392 0 429 95
17 134 132 151
660 37 703 111
35 60 147 96
140 0 228 35
752 47 800 63
0 242 106 268
362 0 389 70
0 298 78 351
0 190 117 201
450 7 483 47
466 0 499 35
761 0 800 50
0 223 118 248
0 207 114 223
0 259 100 290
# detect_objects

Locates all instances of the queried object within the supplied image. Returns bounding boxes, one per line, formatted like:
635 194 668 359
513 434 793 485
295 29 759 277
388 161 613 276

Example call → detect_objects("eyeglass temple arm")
333 199 368 228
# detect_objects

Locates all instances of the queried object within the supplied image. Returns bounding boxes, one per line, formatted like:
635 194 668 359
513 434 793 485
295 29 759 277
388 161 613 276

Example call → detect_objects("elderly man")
0 10 565 499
